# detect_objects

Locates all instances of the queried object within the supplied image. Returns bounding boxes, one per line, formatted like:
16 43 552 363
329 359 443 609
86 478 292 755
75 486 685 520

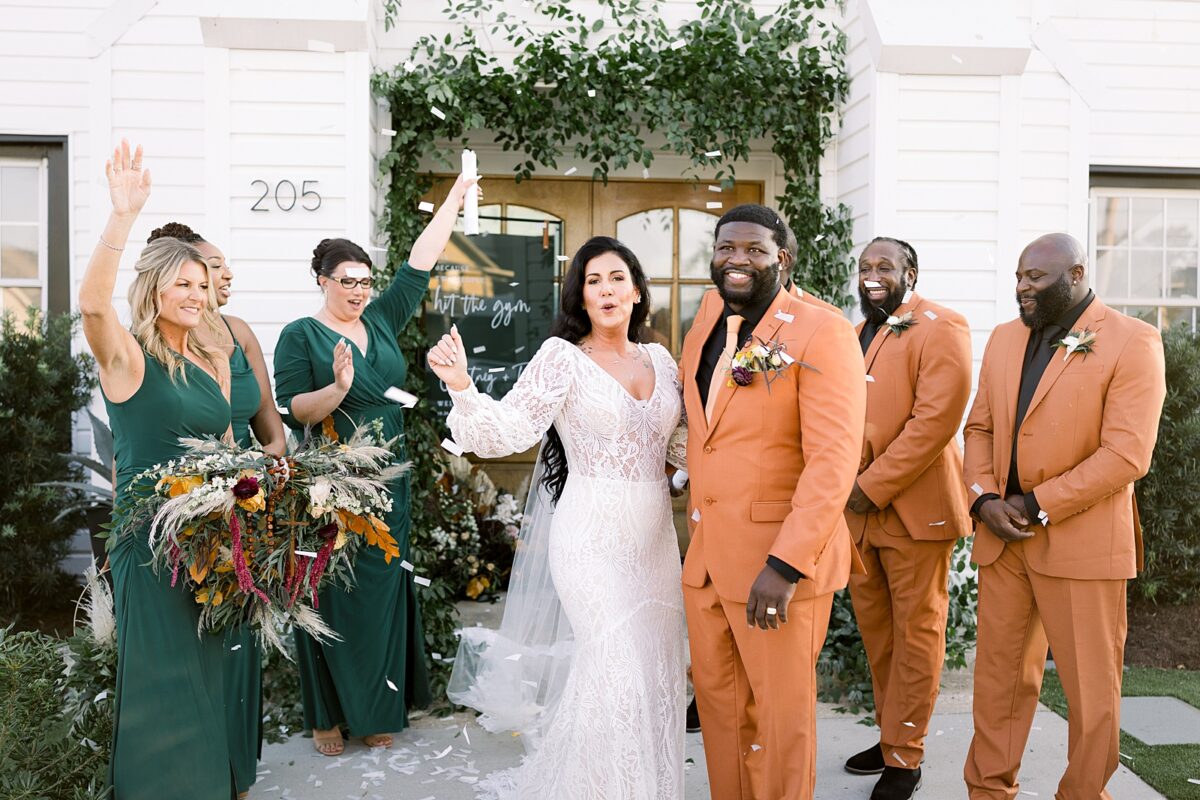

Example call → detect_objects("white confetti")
431 652 443 660
1187 778 1200 785
902 721 916 727
691 509 701 522
556 255 570 262
587 89 596 98
774 310 794 323
750 744 762 752
865 375 876 382
473 345 487 354
928 521 947 526
413 575 432 587
1119 752 1131 759
403 60 416 72
418 201 435 213
509 281 520 287
935 730 944 736
276 405 289 415
94 689 108 703
924 310 938 320
892 752 908 766
400 560 414 572
522 680 538 688
381 128 397 137
463 726 471 745
386 678 398 691
429 745 453 760
295 549 318 558
441 438 464 457
384 386 418 407
670 39 686 50
487 367 506 373
1019 792 1039 797
704 149 721 158
706 201 722 210
515 346 526 354
971 482 984 495
230 644 242 651
642 167 651 179
505 653 522 661
951 53 963 64
564 166 578 176
345 265 370 279
864 280 883 288
813 234 825 242
708 184 722 193
902 289 914 304
307 39 334 53
779 351 795 365
430 105 446 120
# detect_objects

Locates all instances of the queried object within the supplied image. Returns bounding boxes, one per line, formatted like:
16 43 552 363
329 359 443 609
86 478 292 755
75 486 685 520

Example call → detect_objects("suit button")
703 497 714 506
704 445 713 454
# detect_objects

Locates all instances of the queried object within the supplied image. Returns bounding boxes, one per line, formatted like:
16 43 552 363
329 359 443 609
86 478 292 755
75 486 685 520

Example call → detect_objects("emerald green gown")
105 351 233 800
223 319 263 795
272 262 432 736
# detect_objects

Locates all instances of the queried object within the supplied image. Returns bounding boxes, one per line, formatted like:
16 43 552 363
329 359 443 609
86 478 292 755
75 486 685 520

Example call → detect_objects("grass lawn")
1040 666 1200 800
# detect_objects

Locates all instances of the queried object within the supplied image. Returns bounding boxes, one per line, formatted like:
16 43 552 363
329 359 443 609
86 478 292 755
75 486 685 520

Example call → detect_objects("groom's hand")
746 566 797 631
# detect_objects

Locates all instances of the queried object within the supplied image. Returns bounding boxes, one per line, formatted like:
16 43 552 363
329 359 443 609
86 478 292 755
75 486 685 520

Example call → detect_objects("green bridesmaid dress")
105 351 234 800
223 319 263 795
273 262 432 737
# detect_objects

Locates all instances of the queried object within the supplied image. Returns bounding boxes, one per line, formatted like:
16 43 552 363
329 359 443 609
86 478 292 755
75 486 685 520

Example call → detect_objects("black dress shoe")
844 742 885 775
686 698 701 733
870 766 922 800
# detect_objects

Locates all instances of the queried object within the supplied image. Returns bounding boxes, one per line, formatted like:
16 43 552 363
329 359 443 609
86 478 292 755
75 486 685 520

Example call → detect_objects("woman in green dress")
273 175 478 755
80 140 235 799
146 222 286 798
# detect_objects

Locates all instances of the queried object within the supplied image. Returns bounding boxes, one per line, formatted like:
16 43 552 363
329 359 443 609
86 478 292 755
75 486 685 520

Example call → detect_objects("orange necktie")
705 314 743 423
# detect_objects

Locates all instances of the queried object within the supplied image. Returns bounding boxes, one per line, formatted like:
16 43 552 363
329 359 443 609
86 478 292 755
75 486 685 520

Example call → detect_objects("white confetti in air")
864 280 883 288
691 509 701 522
924 310 938 320
556 255 569 262
1187 778 1200 785
94 690 108 703
902 289 913 304
704 149 721 158
488 367 505 373
1119 752 1131 759
813 234 825 242
1019 792 1039 797
779 351 795 365
473 345 486 354
403 60 416 73
413 575 432 587
564 166 578 176
418 201 435 213
706 201 722 209
400 560 414 572
432 652 442 660
671 39 686 50
642 167 651 179
750 744 762 752
441 438 464 457
515 346 525 354
276 405 289 415
951 53 963 64
307 39 334 53
505 653 522 661
902 721 916 727
295 549 318 558
928 520 947 526
509 281 520 286
936 730 944 736
386 678 398 691
384 386 418 407
381 128 397 137
866 375 876 382
893 752 908 766
587 89 596 97
971 482 984 495
774 310 794 323
430 106 446 120
708 184 722 192
345 265 370 279
522 680 538 687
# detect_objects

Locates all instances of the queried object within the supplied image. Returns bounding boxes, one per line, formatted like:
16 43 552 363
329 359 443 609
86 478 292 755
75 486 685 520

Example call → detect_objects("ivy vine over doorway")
371 0 855 698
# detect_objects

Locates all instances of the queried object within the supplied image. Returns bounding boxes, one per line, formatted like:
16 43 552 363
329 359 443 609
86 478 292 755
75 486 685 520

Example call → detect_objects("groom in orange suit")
682 204 866 800
963 233 1166 799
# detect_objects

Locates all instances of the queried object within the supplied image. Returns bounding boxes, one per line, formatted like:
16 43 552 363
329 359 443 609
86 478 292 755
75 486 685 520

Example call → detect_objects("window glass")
617 209 673 279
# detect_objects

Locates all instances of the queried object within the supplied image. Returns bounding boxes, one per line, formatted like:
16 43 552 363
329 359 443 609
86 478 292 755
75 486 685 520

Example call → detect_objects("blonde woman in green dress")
80 140 236 799
274 175 479 756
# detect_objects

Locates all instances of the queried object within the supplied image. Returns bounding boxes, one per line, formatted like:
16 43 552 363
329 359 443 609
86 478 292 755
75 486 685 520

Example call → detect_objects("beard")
710 260 780 308
1018 272 1073 329
858 276 909 323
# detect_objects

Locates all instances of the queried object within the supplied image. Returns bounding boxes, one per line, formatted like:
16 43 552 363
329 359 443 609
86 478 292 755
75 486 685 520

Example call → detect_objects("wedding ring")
766 607 778 616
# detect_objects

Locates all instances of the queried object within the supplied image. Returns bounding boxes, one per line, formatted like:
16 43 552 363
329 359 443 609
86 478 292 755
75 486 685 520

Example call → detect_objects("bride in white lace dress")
427 236 688 799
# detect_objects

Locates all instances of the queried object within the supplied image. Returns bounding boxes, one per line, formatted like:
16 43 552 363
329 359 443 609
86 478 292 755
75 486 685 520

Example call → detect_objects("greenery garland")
372 0 854 699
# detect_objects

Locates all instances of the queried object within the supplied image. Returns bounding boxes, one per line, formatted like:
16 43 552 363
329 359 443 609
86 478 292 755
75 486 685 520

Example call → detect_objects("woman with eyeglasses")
272 175 479 756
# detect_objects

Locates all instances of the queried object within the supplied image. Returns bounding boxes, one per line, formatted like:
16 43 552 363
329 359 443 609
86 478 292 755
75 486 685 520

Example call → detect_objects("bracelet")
98 236 124 252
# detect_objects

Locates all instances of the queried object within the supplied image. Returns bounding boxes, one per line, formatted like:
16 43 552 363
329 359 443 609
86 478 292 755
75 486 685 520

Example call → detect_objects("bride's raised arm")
428 327 575 458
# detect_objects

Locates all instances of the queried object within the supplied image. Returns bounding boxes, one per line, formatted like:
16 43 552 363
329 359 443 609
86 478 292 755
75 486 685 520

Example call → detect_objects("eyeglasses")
333 277 374 289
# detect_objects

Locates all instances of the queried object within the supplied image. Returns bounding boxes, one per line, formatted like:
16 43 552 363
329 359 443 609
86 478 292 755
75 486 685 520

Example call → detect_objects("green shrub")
0 309 97 618
1135 324 1200 605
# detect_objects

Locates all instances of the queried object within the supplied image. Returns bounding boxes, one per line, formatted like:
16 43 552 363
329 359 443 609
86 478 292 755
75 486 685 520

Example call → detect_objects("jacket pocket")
750 501 792 522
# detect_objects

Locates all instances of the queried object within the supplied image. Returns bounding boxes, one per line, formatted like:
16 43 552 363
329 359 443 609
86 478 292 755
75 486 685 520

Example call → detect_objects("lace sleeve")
653 344 688 470
446 337 575 458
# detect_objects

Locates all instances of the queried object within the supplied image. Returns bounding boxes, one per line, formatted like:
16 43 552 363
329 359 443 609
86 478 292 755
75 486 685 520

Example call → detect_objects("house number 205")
250 179 321 212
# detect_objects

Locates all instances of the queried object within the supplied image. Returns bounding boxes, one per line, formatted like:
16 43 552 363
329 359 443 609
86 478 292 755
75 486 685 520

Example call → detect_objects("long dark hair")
540 236 652 503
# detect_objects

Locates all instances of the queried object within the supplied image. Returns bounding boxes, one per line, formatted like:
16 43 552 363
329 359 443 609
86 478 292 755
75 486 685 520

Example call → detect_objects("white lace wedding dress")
445 336 687 800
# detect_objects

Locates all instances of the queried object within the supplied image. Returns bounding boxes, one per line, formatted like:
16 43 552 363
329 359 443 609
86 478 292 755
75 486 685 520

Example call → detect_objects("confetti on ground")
706 201 722 209
414 575 432 587
866 375 876 382
385 386 418 407
708 184 722 192
401 560 415 572
774 310 794 323
1188 778 1200 785
463 726 471 745
704 149 721 158
429 745 454 760
1119 752 1131 759
386 678 398 691
564 166 578 176
418 201 435 213
381 128 396 136
431 106 446 120
935 730 944 736
924 310 938 320
307 39 334 53
473 345 487 354
441 438 464 457
1019 792 1039 797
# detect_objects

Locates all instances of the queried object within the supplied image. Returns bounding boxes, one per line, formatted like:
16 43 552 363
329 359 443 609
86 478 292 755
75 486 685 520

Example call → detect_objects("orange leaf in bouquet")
336 509 399 563
188 543 219 584
321 415 339 442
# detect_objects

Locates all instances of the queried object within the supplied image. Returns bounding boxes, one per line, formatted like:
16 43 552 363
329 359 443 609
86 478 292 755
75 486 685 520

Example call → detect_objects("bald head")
1015 233 1089 328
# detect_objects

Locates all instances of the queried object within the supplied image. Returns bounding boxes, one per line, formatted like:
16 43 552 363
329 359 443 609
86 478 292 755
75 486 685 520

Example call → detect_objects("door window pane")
617 209 673 279
645 283 672 348
1 286 41 317
1123 306 1158 326
0 166 38 222
679 208 719 279
1096 197 1128 247
1130 249 1163 297
457 203 502 235
1131 197 1164 247
1165 198 1198 248
1095 248 1129 296
679 284 709 338
0 225 38 279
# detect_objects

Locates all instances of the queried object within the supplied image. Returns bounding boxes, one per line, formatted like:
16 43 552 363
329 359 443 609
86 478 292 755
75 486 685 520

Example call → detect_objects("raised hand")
332 339 355 392
445 173 483 211
426 324 471 392
105 139 151 217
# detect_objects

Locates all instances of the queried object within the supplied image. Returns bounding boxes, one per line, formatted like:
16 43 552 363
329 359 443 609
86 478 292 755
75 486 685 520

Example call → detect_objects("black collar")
1049 289 1095 333
721 284 780 331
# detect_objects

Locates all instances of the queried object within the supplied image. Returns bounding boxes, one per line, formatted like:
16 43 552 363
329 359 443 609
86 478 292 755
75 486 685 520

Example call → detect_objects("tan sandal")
312 726 344 756
362 733 393 748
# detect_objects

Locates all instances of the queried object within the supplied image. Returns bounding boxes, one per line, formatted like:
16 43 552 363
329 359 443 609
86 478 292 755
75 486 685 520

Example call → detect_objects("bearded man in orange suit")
841 237 973 800
963 233 1166 800
681 204 866 800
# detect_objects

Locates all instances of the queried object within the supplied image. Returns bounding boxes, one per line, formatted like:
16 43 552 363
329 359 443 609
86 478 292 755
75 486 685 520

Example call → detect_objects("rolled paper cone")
462 148 479 236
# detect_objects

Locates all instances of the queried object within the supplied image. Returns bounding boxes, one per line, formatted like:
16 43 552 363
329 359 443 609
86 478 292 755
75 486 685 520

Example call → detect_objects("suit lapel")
998 322 1030 487
683 289 722 437
1023 299 1109 422
863 292 921 373
706 287 791 439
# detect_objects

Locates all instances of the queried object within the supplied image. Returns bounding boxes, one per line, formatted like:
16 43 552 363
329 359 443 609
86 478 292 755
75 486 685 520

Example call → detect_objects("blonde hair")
127 237 226 385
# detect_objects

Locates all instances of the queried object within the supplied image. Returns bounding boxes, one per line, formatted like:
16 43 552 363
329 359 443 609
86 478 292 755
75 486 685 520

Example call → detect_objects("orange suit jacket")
847 293 973 541
963 299 1166 580
790 283 842 315
682 286 867 602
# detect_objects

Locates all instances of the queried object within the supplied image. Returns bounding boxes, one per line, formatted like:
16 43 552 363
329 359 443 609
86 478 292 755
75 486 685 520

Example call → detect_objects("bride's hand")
445 173 482 211
105 139 151 217
427 324 471 391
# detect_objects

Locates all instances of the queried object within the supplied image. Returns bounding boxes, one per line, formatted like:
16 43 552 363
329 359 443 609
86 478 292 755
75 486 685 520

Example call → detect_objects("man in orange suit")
843 237 973 800
963 233 1166 799
682 204 866 799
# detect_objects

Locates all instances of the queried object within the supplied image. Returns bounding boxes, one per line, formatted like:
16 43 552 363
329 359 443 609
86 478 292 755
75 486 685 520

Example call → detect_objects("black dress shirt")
859 318 882 356
972 291 1095 522
694 287 803 583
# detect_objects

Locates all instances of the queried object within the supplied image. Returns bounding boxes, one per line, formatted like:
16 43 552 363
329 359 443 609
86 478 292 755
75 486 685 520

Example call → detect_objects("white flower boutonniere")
1053 328 1097 362
885 311 917 337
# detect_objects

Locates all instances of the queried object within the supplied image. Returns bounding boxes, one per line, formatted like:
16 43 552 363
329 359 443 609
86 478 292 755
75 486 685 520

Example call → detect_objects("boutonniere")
885 311 917 337
727 336 819 390
1053 328 1096 361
